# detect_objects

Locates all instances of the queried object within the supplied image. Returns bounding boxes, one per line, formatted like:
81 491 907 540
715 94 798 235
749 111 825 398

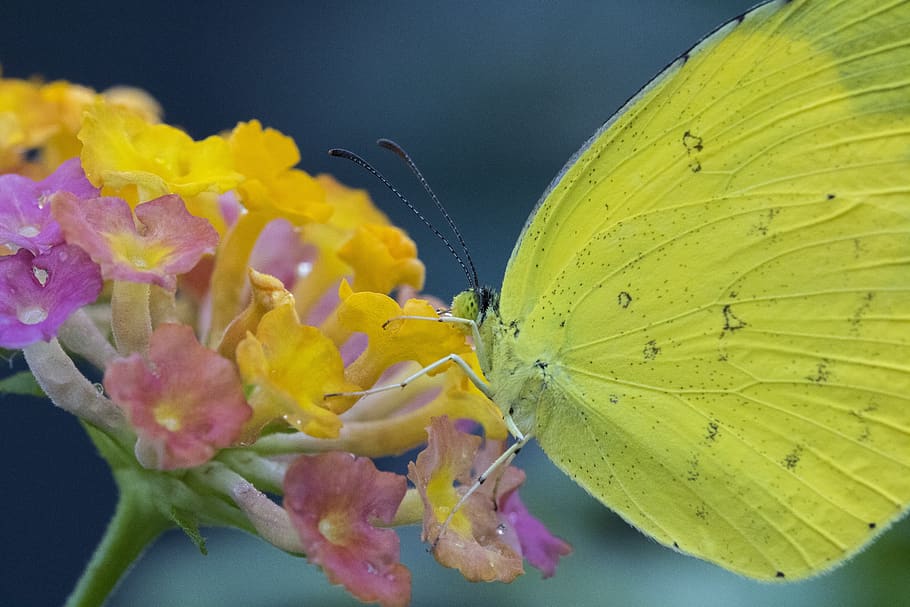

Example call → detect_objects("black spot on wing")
617 290 633 308
705 421 719 442
750 207 780 236
682 130 703 152
806 359 831 384
849 292 874 334
782 445 803 471
683 130 703 173
643 339 661 360
721 304 747 335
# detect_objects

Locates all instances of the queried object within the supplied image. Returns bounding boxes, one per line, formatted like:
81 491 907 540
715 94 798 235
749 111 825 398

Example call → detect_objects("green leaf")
0 370 46 398
170 506 208 555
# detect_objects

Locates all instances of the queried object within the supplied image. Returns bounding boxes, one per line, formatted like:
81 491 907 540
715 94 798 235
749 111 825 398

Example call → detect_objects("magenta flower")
499 487 572 578
52 193 218 290
103 323 252 470
284 452 411 607
35 157 100 199
0 245 103 349
0 157 98 255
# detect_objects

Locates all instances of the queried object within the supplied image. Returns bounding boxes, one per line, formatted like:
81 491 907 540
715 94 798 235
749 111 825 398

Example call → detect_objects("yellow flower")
229 120 330 224
236 303 360 439
328 280 469 391
0 76 57 173
39 82 161 174
78 101 242 203
217 268 296 360
289 176 424 321
338 224 425 295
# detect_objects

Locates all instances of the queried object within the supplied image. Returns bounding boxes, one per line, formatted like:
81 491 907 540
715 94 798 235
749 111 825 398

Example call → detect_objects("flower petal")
338 224 424 294
53 192 218 290
407 416 524 582
236 303 359 439
332 281 472 390
499 488 572 578
103 323 251 470
78 101 241 203
230 120 330 224
0 245 102 349
284 452 411 607
0 157 97 254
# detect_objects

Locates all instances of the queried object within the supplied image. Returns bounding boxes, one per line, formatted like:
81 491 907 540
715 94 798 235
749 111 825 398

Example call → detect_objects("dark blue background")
3 2 909 606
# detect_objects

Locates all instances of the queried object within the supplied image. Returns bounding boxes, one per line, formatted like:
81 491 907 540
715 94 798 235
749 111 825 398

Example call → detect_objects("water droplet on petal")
32 267 49 286
17 305 48 325
296 260 313 279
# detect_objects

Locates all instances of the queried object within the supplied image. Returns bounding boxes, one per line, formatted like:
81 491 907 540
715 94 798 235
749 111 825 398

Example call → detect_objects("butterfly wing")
497 0 910 579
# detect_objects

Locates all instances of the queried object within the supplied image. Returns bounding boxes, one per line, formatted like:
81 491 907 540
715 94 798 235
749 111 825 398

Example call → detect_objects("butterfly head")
451 286 498 325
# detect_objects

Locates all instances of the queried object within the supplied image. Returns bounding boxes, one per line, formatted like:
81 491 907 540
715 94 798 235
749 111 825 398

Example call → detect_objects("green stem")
65 486 171 607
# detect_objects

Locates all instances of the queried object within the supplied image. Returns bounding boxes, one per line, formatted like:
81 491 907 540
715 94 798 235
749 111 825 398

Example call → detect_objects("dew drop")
32 267 49 286
296 260 314 279
17 225 40 238
17 305 48 325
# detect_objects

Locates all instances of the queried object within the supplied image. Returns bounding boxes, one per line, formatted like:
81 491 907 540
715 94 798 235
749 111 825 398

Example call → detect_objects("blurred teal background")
2 1 908 605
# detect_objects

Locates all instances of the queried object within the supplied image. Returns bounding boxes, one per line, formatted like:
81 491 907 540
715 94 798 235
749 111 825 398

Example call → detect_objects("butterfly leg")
433 429 535 547
324 353 494 399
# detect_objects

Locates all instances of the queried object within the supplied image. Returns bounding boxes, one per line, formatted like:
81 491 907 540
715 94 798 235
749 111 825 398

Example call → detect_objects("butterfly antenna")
328 147 476 289
375 139 480 292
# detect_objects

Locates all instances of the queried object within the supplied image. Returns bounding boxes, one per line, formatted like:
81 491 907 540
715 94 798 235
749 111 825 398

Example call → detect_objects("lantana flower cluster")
0 72 569 607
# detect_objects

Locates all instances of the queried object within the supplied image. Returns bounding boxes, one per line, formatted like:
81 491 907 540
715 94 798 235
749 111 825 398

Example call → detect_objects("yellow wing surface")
491 0 910 580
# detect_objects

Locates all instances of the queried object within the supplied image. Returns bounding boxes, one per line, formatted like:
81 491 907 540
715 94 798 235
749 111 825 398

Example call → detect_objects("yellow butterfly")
447 0 910 581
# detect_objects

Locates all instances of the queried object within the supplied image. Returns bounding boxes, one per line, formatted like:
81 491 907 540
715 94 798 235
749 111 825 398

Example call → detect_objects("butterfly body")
455 0 910 580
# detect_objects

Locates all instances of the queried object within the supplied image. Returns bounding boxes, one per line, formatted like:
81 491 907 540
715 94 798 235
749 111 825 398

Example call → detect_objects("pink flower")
103 323 251 469
408 417 571 581
52 193 218 290
408 416 524 582
284 452 410 607
0 245 102 348
0 157 98 254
